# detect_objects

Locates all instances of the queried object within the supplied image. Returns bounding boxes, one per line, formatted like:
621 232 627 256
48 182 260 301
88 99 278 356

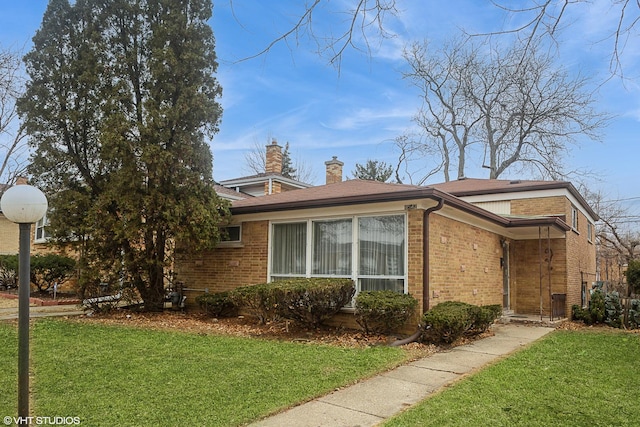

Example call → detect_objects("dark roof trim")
231 187 571 232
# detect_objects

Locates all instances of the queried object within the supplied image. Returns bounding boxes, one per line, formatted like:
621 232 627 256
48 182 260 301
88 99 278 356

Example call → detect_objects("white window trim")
35 215 50 243
268 213 408 296
217 224 243 247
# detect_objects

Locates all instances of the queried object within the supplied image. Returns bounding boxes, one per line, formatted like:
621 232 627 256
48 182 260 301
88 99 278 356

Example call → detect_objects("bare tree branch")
0 45 28 191
231 0 400 70
488 0 640 77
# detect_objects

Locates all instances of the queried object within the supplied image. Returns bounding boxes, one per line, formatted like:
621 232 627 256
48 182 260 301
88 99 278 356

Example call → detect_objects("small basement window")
220 225 241 242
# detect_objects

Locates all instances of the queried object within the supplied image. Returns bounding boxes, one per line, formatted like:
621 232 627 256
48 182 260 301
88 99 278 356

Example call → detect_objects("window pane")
312 219 352 275
221 225 241 242
360 278 404 293
272 223 306 275
359 215 404 276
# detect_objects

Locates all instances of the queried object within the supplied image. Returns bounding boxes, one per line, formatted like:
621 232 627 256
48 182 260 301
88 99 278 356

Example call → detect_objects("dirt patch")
0 296 20 309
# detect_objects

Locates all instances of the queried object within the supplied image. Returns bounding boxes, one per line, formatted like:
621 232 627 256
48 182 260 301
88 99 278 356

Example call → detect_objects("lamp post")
0 184 48 423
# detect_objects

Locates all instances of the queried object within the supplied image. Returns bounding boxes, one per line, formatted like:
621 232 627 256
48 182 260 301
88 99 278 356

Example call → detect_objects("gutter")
422 197 444 314
390 196 444 347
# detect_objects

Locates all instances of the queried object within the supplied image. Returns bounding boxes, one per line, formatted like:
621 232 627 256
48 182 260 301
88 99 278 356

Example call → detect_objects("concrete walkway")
0 304 85 321
250 323 555 427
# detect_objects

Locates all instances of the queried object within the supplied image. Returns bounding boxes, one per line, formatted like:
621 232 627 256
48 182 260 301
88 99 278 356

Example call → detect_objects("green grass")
385 329 640 427
0 319 404 426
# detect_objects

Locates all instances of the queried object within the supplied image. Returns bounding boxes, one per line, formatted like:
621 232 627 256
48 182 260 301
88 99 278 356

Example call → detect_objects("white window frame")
571 206 579 231
268 213 408 296
35 215 50 243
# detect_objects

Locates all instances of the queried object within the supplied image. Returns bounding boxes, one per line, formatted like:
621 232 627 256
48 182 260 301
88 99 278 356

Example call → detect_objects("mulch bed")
71 310 440 359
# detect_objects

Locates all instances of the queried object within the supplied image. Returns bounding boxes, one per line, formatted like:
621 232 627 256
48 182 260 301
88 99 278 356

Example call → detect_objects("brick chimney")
265 139 283 174
264 140 283 195
325 156 343 185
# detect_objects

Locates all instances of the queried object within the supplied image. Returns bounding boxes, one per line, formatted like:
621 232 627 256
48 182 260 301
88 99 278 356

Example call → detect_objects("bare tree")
0 45 28 191
402 37 608 181
403 38 482 181
588 190 640 263
243 138 316 183
489 1 640 77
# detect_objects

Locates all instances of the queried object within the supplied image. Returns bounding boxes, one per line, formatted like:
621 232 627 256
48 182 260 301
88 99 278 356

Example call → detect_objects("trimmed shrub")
422 301 470 344
230 278 355 327
355 290 418 334
30 254 76 293
229 283 279 324
421 301 501 344
469 304 503 334
272 278 355 328
0 254 76 293
572 304 588 322
196 292 237 318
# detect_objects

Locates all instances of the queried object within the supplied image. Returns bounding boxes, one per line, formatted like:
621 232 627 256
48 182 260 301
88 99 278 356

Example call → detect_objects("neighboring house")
175 155 598 327
0 179 50 256
216 140 313 199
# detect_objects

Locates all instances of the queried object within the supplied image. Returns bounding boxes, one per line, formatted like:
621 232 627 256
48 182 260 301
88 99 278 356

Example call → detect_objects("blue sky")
1 1 638 213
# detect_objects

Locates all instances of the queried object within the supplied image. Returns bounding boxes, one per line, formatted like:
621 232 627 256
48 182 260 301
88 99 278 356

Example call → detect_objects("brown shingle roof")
231 179 426 213
430 178 567 195
430 178 598 220
230 179 572 231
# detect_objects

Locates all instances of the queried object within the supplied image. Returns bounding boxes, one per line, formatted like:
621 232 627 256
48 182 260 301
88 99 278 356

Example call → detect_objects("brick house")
0 180 50 256
175 148 598 326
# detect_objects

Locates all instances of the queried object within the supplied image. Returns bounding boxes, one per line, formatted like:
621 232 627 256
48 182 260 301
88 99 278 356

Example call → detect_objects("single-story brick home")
175 144 598 327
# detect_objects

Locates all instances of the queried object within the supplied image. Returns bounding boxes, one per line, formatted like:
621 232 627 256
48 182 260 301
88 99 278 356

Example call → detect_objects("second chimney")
265 139 283 174
325 156 343 185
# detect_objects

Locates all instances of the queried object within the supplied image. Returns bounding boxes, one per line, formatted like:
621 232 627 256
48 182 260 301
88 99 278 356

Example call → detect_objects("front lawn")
385 329 640 426
0 318 406 426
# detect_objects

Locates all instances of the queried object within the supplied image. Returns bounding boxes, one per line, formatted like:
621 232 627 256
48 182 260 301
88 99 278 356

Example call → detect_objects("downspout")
390 197 444 347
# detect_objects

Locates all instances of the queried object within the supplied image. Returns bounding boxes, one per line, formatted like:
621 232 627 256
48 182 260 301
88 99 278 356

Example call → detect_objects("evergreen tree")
19 0 229 311
351 159 393 182
280 142 297 179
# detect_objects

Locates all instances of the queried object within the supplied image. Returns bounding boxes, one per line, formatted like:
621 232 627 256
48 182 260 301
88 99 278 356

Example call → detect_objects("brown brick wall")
427 214 503 309
510 196 596 316
406 209 424 312
0 216 20 254
0 216 53 256
511 237 567 315
175 220 269 304
511 196 567 217
565 199 597 310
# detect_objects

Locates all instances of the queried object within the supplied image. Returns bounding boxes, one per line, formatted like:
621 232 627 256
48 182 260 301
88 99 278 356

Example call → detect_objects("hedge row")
197 278 355 328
